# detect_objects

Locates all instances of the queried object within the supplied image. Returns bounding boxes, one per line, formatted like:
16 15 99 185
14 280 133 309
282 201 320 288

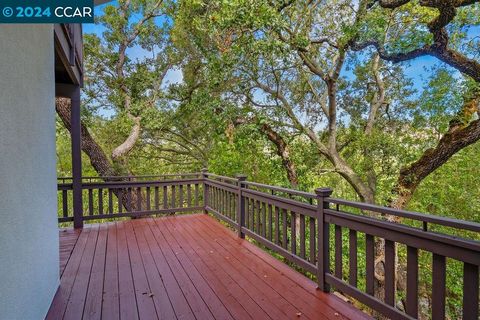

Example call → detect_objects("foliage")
56 1 480 318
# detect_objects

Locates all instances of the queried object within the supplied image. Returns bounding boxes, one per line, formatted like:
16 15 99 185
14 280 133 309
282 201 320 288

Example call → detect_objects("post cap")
235 174 248 181
315 188 333 197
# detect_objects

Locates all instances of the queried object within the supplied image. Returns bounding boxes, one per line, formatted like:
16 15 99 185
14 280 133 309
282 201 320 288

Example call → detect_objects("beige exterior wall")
0 25 59 319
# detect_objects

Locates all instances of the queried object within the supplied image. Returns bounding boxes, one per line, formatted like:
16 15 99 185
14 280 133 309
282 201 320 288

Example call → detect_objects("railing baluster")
335 225 342 280
223 189 227 216
406 246 418 318
231 192 235 219
291 211 297 255
262 202 267 237
231 193 236 220
366 234 375 296
146 186 151 211
163 186 168 209
118 189 122 214
254 200 261 235
267 204 273 241
463 263 479 319
195 183 199 207
171 185 176 209
108 189 113 214
98 188 103 215
136 187 142 212
348 229 357 287
275 206 280 245
88 188 94 215
187 184 192 207
245 197 250 229
212 186 215 210
282 208 288 249
300 214 305 259
179 185 183 208
154 186 159 210
385 240 395 306
309 216 315 263
62 189 68 218
222 188 226 215
214 187 217 210
432 254 446 319
127 188 132 212
250 199 255 230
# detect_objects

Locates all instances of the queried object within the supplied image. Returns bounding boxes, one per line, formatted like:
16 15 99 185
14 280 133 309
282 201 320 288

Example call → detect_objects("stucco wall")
0 25 59 319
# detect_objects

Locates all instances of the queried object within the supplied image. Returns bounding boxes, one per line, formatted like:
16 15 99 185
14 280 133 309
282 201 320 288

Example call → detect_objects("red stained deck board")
49 214 371 320
138 219 227 320
101 222 120 320
129 220 177 320
154 217 270 319
153 219 253 320
194 215 369 320
145 219 216 320
159 217 291 320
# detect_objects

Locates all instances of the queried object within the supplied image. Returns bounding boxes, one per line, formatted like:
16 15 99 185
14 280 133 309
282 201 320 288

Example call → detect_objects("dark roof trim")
94 0 113 6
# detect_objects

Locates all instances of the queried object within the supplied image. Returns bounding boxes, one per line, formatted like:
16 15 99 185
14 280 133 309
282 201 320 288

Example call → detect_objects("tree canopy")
55 1 480 316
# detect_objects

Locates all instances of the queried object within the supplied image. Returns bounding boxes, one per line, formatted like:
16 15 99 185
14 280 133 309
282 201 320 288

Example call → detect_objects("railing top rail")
80 177 203 188
204 173 239 183
57 173 201 181
242 181 317 200
327 197 480 233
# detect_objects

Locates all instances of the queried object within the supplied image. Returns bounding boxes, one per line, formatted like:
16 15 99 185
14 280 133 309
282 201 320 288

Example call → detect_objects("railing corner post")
236 174 247 239
315 187 333 292
201 168 209 214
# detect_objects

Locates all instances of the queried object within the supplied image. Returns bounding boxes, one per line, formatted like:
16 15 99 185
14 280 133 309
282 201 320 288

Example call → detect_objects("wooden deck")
47 214 371 320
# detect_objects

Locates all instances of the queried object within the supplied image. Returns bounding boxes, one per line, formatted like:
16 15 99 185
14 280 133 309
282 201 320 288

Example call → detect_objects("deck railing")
57 173 204 222
57 171 480 319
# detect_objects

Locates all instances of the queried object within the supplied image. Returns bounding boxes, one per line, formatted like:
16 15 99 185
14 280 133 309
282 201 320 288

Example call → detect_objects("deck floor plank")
101 223 120 320
178 216 309 319
123 221 159 320
50 214 371 320
59 229 81 277
116 221 139 320
83 224 108 320
156 218 253 320
130 220 177 320
140 217 196 320
146 219 216 320
139 219 231 320
195 215 371 320
162 217 293 320
46 228 91 320
63 225 100 320
155 217 270 320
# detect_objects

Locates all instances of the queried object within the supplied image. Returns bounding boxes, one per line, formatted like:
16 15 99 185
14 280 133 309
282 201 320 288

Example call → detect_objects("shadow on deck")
47 214 370 320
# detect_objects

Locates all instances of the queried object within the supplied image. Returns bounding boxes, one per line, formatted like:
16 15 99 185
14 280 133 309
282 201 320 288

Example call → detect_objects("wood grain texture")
49 215 371 320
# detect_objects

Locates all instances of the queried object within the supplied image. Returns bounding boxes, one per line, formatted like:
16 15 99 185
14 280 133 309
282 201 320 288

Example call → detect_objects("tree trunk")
391 95 480 211
260 122 299 188
56 97 143 212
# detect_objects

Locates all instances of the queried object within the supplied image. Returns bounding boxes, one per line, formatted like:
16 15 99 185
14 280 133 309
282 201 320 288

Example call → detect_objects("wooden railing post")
315 187 333 292
71 86 83 229
201 168 209 214
236 174 247 238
